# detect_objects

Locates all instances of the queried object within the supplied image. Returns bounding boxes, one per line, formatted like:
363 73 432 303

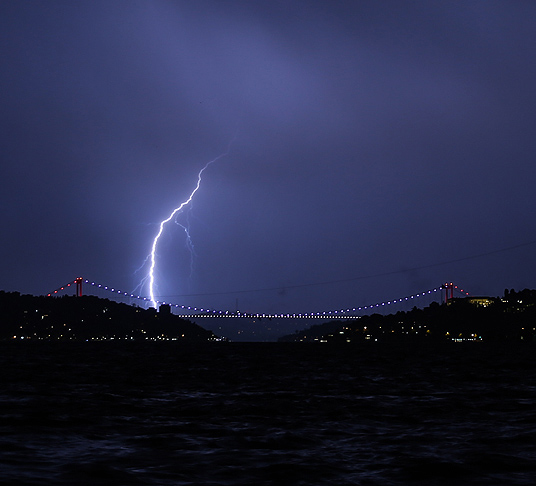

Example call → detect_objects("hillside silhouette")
0 292 218 341
279 289 536 343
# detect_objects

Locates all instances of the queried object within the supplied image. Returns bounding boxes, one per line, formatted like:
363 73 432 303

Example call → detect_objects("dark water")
1 342 536 485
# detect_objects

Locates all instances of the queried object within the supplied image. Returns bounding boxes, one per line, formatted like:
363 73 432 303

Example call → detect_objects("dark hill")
0 291 218 341
279 289 536 343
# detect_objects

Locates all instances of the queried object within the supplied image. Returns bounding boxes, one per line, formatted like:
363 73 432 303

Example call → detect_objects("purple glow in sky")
2 1 536 340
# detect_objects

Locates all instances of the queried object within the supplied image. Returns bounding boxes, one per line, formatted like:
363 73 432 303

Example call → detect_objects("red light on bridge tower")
75 277 83 297
444 282 454 303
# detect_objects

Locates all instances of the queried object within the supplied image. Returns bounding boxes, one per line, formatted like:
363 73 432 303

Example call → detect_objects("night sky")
2 1 536 339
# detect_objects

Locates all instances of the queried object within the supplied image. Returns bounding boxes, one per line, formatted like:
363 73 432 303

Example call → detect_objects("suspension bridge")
46 278 470 320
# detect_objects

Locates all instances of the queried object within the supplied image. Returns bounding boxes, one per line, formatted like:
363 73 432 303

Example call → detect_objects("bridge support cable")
46 278 467 320
47 279 80 296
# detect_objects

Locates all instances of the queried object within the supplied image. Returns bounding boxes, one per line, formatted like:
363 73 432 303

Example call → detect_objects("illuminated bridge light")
47 282 450 320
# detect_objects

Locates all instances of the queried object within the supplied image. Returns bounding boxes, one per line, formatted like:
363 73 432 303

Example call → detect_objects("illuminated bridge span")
47 279 469 319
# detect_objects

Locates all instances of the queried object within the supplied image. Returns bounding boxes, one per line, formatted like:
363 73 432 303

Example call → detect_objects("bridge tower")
444 282 454 303
75 277 83 297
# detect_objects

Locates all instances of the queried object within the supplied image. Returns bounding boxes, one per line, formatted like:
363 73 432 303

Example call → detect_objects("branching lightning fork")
146 149 231 308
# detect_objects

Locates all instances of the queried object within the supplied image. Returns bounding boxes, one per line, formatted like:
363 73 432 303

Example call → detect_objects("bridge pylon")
75 277 83 297
443 282 454 303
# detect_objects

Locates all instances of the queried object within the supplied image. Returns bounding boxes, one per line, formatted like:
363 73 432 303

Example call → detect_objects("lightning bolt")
146 145 233 308
175 213 197 287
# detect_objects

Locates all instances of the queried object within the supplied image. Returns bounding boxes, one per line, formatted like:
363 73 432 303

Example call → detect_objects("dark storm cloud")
2 1 536 339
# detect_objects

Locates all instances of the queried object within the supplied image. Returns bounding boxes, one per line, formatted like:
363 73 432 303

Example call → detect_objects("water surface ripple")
1 342 536 485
